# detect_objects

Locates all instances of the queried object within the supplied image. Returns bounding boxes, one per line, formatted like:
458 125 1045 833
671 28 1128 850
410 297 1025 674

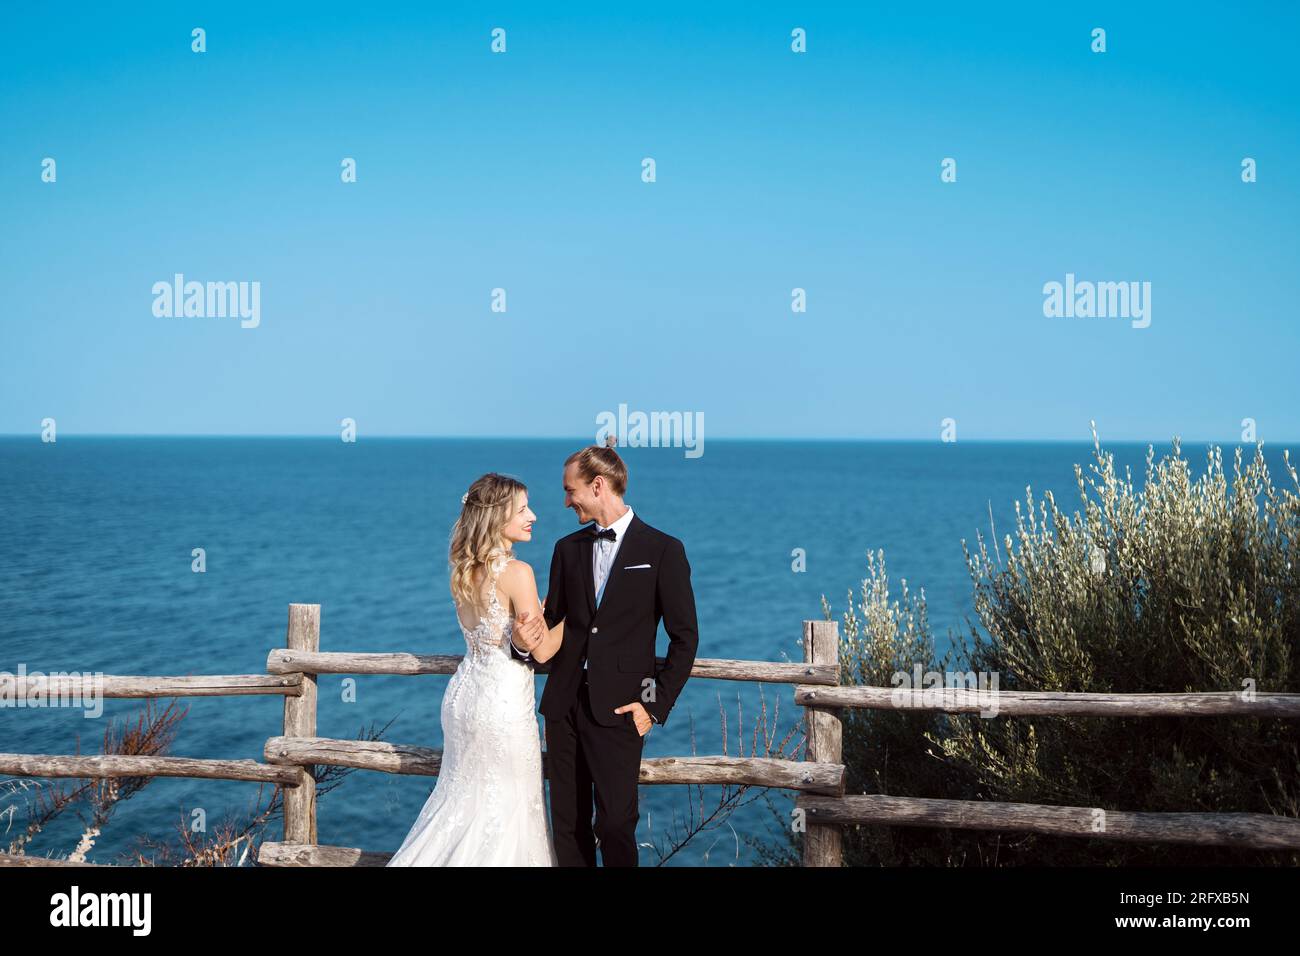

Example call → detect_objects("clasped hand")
513 602 652 736
512 599 548 653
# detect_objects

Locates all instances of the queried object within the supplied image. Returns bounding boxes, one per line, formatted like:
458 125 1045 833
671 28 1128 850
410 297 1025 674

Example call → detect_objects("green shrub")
824 429 1300 865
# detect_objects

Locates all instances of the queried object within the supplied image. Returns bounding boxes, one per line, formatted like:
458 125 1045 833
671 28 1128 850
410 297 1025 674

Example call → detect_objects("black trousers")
544 676 646 866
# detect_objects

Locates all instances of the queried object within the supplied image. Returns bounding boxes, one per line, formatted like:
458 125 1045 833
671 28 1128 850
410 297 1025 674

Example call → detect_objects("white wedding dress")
387 552 558 866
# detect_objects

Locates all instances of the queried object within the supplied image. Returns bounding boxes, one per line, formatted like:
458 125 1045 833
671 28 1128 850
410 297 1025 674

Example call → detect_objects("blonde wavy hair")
449 472 527 612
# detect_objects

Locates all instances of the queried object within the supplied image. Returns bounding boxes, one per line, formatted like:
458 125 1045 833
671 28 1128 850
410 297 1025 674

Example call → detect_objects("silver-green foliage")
826 429 1300 864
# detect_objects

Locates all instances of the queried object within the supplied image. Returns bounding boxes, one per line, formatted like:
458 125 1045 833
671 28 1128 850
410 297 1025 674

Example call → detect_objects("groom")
510 445 699 866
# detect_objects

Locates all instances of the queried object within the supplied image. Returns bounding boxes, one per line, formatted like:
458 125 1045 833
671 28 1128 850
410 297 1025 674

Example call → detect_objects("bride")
387 473 563 866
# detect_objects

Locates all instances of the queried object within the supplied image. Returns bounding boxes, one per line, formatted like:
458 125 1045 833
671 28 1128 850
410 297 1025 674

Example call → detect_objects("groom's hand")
614 701 653 736
513 610 546 654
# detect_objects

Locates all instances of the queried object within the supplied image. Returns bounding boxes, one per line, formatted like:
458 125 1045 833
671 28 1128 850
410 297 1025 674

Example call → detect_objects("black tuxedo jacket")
510 513 698 729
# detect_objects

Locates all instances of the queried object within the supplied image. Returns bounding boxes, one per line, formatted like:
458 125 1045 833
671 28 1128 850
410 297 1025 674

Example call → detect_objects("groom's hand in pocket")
614 702 653 736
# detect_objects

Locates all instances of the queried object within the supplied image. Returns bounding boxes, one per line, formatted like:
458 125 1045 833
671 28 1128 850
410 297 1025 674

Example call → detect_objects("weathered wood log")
637 755 844 795
264 736 843 794
801 620 843 866
267 649 462 676
258 842 392 867
795 794 1300 849
682 658 839 686
281 604 320 845
0 673 302 699
0 852 111 867
0 753 301 785
265 736 443 776
266 649 837 685
795 684 1300 717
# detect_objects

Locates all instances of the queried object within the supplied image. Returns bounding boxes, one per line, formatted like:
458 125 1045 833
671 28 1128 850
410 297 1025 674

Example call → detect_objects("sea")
1 436 1290 866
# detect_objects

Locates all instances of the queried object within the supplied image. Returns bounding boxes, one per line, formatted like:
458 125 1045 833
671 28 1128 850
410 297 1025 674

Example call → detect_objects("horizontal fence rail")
258 843 393 867
266 648 839 685
0 852 111 868
795 685 1300 717
262 735 845 794
794 794 1300 850
0 753 302 786
0 673 304 699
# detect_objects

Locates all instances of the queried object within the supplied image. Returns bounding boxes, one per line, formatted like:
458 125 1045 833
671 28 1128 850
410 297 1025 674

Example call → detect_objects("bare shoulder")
498 556 536 585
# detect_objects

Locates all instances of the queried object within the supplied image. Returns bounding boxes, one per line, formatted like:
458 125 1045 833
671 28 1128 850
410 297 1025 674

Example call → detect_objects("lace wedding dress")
387 552 557 866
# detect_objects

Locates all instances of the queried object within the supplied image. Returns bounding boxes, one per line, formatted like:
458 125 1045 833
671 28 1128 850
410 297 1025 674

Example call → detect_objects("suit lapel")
579 529 597 617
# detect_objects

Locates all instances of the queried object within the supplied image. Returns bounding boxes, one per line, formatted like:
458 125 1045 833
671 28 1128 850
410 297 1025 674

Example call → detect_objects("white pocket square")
623 563 652 569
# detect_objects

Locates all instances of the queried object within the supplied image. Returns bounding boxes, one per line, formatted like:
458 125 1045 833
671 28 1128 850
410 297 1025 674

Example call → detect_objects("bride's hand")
513 609 546 652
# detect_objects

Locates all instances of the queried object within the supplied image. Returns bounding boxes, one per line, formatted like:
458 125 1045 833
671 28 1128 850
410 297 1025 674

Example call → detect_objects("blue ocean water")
2 436 1291 865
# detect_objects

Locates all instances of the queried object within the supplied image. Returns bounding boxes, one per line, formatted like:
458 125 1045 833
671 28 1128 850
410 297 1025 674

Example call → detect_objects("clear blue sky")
2 2 1297 441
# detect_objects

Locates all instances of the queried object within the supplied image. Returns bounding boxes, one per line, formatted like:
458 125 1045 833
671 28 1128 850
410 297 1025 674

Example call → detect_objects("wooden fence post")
802 619 842 866
282 604 320 844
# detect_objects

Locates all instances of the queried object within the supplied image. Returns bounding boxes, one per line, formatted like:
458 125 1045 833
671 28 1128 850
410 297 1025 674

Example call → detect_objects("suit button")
591 627 598 633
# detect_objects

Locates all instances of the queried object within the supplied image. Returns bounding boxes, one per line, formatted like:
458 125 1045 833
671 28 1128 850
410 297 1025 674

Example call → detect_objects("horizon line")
2 432 1297 446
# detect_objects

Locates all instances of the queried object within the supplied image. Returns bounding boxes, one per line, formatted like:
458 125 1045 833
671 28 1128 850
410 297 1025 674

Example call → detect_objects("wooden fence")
3 609 1299 866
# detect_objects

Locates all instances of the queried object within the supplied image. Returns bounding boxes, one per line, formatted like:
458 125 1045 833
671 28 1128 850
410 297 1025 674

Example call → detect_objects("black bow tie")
591 527 617 541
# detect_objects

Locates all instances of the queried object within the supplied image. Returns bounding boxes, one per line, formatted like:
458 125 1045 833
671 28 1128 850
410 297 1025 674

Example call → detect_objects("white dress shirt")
592 506 634 607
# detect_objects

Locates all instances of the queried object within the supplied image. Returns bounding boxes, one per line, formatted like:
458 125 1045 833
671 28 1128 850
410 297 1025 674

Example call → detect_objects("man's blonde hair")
565 445 627 496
